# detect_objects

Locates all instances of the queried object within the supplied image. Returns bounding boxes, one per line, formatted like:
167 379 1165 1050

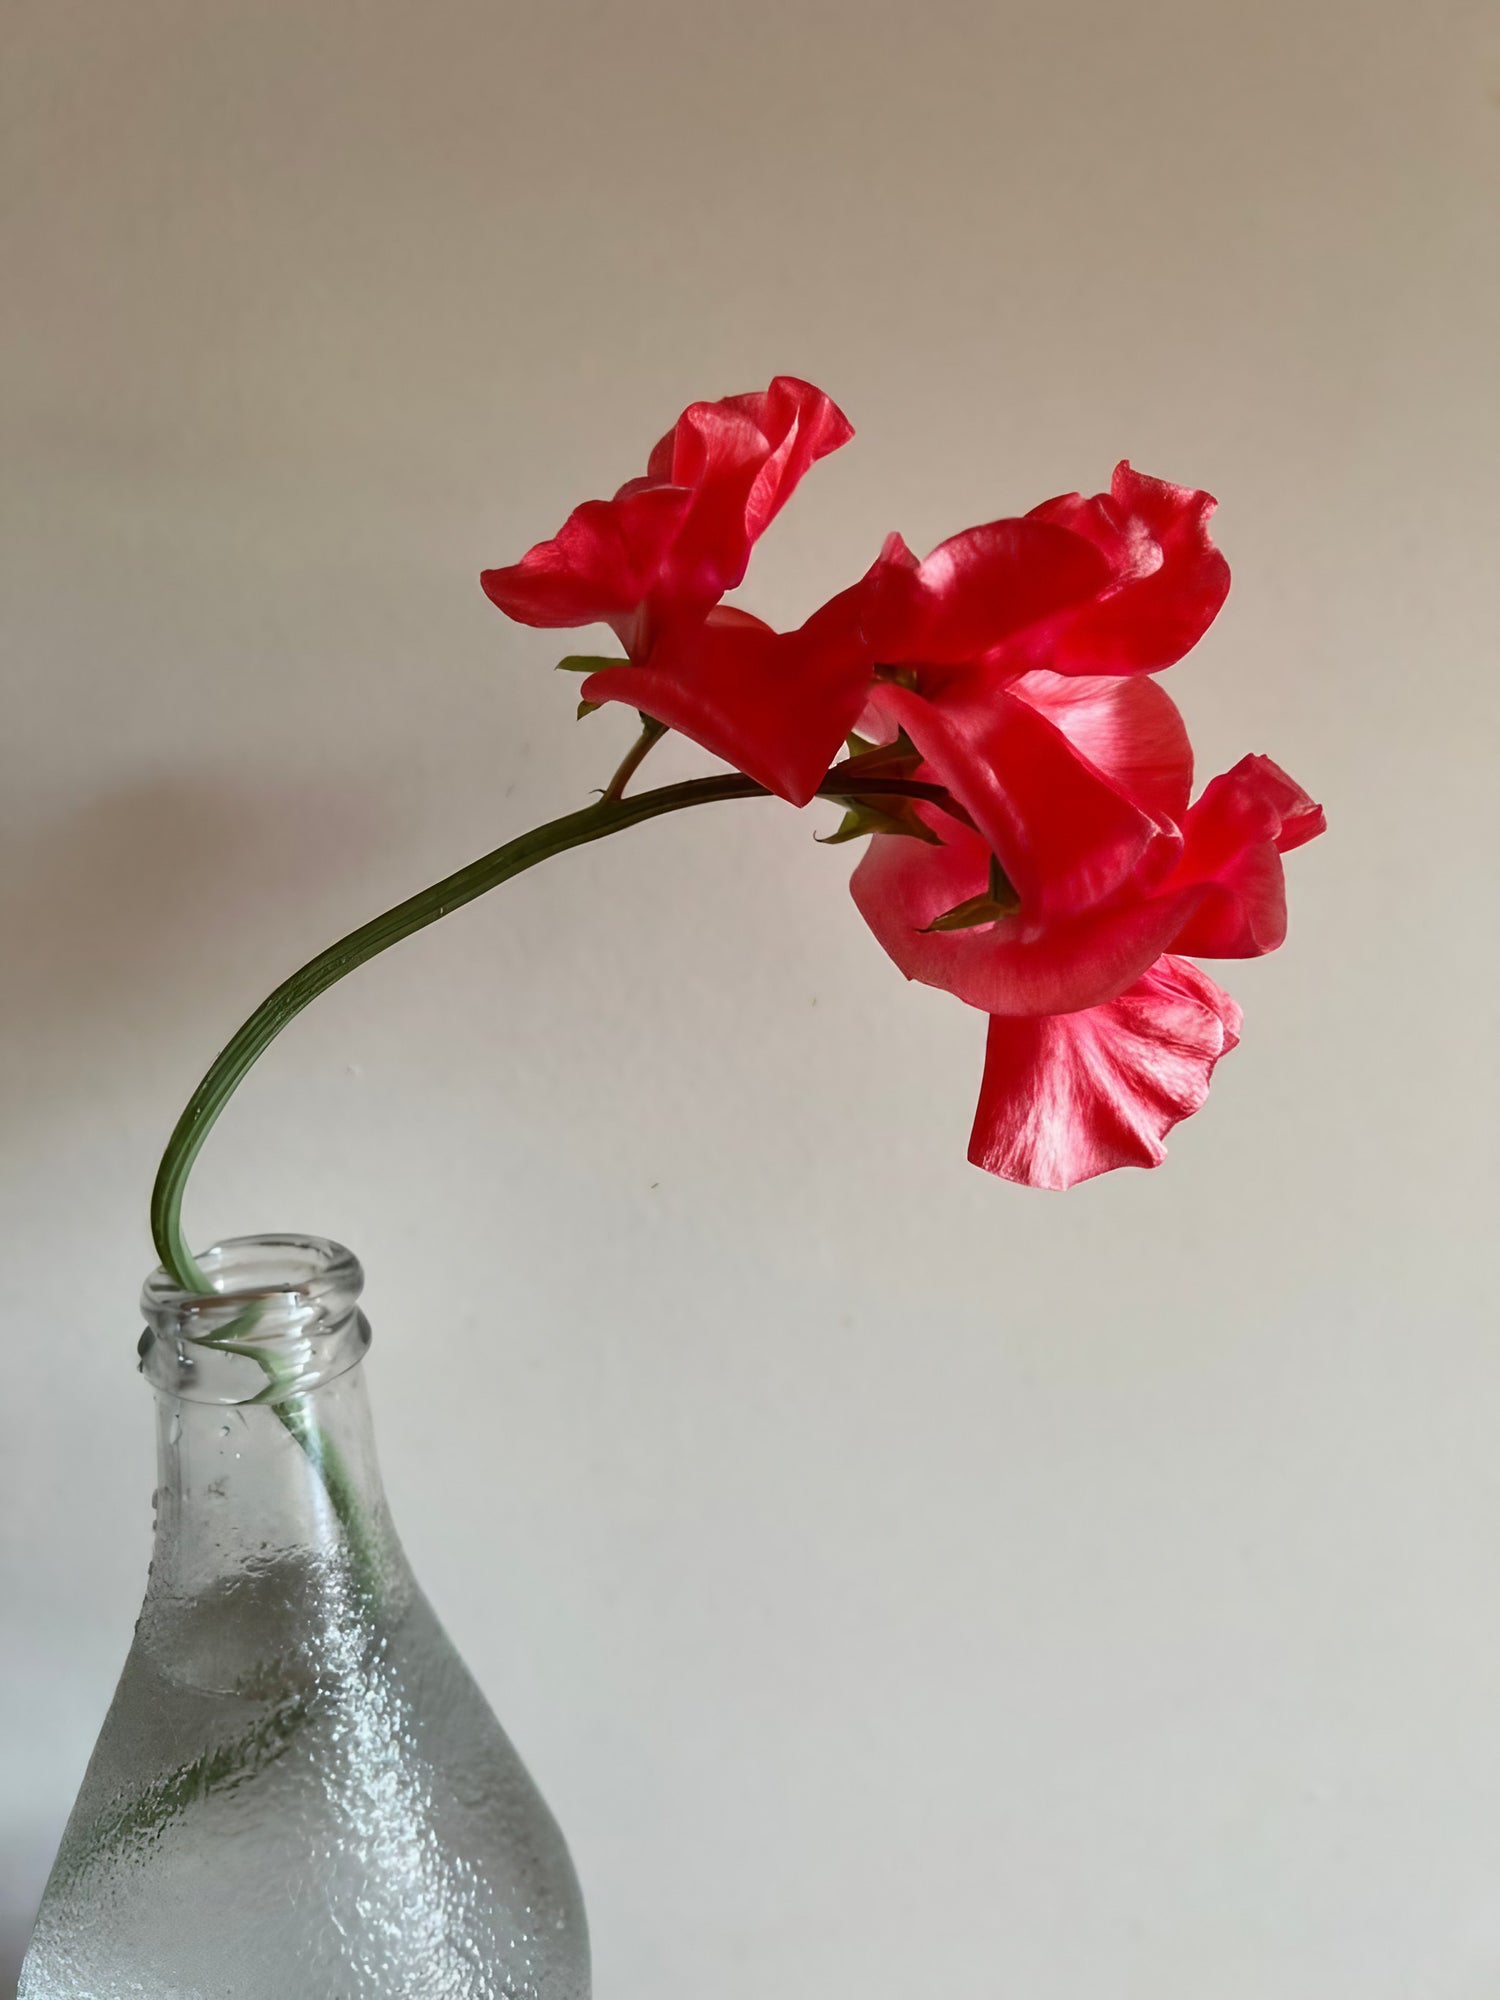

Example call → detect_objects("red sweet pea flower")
483 390 1316 1188
481 375 865 804
848 668 1323 1186
480 376 852 655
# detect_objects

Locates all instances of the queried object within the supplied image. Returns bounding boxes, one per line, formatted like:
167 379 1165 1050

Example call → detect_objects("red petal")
580 585 874 807
1007 669 1194 824
1165 754 1326 957
643 375 854 606
484 378 852 649
1027 462 1230 675
850 818 1195 1016
480 486 692 629
967 954 1243 1189
870 681 1175 918
862 518 1112 667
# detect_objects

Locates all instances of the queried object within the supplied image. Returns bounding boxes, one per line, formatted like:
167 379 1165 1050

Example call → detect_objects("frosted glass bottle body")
20 1235 589 2000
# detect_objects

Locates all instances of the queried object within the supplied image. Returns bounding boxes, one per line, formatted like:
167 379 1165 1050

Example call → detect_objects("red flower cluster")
483 378 1324 1189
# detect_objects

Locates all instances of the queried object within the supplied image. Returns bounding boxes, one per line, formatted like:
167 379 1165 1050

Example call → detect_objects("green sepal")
556 654 628 675
815 800 943 847
820 730 949 848
920 891 1018 932
921 853 1021 931
576 698 602 720
841 727 923 778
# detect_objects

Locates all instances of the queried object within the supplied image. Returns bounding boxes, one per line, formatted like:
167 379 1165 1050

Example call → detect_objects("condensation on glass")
20 1235 590 2000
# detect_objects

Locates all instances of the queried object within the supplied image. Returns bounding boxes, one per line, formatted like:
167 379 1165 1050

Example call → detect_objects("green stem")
196 1308 385 1602
150 760 957 1292
601 715 668 802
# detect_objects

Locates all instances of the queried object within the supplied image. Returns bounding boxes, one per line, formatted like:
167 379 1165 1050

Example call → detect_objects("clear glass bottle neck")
148 1367 400 1592
136 1236 407 1619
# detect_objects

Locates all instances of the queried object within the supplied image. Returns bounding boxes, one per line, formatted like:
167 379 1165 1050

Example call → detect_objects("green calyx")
921 851 1021 932
818 728 946 846
816 799 942 846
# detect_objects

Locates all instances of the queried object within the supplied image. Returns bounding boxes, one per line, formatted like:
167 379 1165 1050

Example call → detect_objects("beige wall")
3 1 1496 1992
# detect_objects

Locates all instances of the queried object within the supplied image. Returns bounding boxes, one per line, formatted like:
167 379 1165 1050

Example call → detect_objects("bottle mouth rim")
139 1236 370 1402
142 1233 365 1319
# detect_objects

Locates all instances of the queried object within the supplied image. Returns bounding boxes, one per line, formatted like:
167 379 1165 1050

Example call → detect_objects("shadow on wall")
0 1826 50 1999
2 776 397 1992
2 1923 28 1999
0 771 396 1146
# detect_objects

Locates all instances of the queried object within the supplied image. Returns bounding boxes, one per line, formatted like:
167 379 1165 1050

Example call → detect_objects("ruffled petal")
580 583 874 807
1007 668 1194 824
1026 462 1230 675
644 375 854 607
480 486 693 629
967 954 1243 1189
483 377 853 651
1165 753 1327 957
861 519 1112 668
850 817 1196 1016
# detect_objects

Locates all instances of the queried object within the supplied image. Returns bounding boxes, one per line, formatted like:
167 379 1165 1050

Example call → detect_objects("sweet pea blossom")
479 380 1323 1189
481 378 878 804
849 670 1324 1186
481 375 852 648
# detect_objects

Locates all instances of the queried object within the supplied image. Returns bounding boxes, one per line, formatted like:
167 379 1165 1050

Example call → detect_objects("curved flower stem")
600 715 668 802
151 761 958 1294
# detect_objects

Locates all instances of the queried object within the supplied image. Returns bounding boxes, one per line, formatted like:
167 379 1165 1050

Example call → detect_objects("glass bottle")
20 1234 590 2000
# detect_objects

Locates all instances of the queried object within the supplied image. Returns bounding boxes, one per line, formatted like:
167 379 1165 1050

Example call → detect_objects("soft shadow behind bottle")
20 1236 589 2000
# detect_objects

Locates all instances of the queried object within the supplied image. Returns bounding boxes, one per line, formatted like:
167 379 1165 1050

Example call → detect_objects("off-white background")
3 2 1496 1993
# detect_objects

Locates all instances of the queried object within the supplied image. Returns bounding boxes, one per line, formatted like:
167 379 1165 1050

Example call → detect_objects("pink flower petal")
480 487 693 629
1008 668 1194 824
1165 753 1327 957
869 680 1176 918
482 377 854 649
967 954 1243 1189
644 375 855 607
862 519 1112 667
581 584 874 807
850 817 1198 1016
1026 462 1231 675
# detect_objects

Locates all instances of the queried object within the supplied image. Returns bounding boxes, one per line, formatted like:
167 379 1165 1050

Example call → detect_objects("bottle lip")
142 1233 365 1318
140 1234 368 1405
